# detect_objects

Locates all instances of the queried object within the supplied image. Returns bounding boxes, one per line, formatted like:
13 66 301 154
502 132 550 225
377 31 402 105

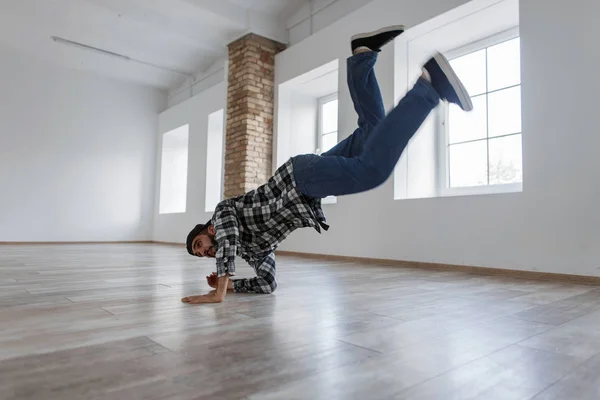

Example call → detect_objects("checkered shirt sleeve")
212 203 239 277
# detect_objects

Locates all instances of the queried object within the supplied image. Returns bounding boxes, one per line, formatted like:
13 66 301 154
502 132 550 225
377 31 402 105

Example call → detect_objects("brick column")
224 33 286 198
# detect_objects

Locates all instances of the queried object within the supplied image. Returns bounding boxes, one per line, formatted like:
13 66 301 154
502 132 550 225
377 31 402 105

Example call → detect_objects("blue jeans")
292 51 440 198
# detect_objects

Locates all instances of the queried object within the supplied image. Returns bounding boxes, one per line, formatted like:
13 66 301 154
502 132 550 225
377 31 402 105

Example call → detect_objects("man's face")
191 229 217 258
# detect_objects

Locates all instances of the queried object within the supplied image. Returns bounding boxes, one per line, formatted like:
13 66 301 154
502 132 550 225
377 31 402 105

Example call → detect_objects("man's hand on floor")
182 273 230 304
182 291 221 304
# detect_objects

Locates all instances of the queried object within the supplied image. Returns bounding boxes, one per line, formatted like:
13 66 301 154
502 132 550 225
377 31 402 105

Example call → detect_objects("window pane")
449 50 487 96
449 95 487 144
487 38 521 91
205 110 224 212
489 134 522 184
449 140 488 187
322 132 338 153
159 125 189 214
488 86 521 137
322 99 338 134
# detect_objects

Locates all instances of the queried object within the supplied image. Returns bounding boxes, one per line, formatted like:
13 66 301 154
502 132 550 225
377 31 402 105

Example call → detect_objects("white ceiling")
227 0 304 15
0 0 307 90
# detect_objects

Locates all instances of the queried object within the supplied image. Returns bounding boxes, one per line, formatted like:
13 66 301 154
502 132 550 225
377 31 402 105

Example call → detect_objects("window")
205 109 224 212
317 94 339 154
159 125 189 214
439 30 522 195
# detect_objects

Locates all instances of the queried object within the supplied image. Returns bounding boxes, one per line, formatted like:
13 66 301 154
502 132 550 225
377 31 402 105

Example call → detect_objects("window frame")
317 93 339 155
437 27 523 197
317 92 339 204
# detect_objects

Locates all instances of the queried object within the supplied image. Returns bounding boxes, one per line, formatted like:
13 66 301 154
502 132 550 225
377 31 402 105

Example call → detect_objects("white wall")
0 47 166 242
167 64 226 109
286 0 376 45
153 82 226 243
274 0 600 277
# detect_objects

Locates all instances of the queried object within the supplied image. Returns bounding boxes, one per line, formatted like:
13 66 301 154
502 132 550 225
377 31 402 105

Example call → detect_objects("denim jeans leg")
294 77 440 198
357 78 440 181
322 51 385 158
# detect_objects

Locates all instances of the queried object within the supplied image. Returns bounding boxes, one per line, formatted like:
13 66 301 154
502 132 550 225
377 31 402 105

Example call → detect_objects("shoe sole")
433 53 473 111
351 25 406 41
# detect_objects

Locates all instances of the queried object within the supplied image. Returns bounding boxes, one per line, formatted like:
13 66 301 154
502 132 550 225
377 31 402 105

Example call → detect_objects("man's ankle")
353 46 372 55
421 68 432 82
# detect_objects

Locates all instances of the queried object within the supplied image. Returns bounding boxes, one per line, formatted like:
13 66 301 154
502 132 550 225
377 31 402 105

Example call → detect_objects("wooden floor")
1 244 600 400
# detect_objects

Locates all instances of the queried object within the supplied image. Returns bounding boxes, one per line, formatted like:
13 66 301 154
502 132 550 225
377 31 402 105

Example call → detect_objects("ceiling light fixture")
51 36 193 78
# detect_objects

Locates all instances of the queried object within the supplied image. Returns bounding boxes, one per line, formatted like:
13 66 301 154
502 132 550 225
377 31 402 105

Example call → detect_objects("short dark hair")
186 220 212 256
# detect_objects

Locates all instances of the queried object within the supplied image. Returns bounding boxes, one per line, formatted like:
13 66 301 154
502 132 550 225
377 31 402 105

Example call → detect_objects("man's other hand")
206 272 233 291
206 272 218 288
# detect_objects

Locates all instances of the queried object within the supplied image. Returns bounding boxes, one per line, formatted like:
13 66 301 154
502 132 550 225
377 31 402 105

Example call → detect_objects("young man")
182 25 473 304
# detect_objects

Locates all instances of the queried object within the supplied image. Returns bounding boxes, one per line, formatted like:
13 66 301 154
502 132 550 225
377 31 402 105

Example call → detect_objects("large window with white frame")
317 94 338 155
439 29 522 195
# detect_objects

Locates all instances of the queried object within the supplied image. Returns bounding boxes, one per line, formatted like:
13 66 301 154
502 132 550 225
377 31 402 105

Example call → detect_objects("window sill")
440 182 522 198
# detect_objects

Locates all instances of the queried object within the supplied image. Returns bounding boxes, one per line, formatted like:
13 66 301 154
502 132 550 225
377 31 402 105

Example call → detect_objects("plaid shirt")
211 159 328 290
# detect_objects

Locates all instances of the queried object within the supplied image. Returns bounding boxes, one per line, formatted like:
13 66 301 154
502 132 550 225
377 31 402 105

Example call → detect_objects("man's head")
186 221 217 258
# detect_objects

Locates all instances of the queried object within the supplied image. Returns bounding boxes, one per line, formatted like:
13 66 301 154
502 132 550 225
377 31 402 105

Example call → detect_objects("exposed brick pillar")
224 33 286 198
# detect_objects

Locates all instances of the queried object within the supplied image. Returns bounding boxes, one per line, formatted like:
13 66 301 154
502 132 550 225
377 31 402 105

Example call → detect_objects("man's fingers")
183 296 199 304
183 295 202 304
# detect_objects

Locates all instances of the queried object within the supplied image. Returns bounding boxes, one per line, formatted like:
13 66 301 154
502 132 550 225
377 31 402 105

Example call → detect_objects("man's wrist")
215 274 230 301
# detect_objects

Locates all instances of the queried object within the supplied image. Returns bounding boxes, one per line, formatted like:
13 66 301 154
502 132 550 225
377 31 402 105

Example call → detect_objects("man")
182 25 473 304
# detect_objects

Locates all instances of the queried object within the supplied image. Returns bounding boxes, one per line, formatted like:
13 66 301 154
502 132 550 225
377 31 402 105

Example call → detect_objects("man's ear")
208 225 216 236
